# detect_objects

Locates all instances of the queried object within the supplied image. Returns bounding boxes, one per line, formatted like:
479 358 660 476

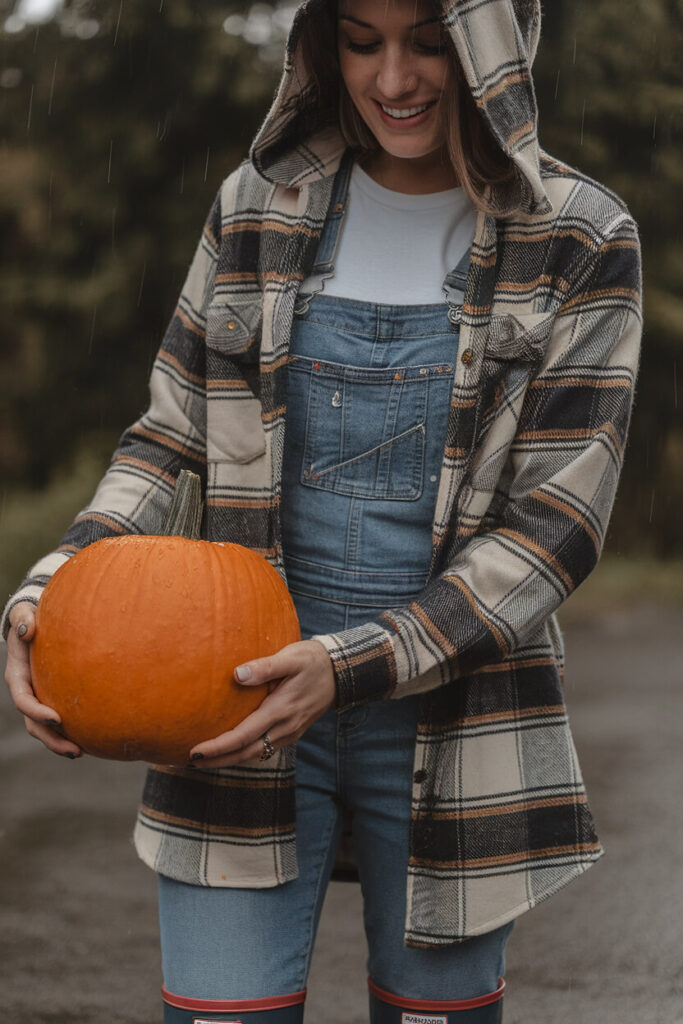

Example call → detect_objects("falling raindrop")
107 139 113 184
179 158 185 195
48 56 57 116
89 307 98 355
137 262 147 308
648 489 655 525
554 68 560 102
580 98 586 146
674 362 678 410
113 0 123 46
26 83 34 134
204 146 210 182
111 205 117 251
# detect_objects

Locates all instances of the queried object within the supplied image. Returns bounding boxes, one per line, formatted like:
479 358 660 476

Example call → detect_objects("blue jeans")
158 699 513 1006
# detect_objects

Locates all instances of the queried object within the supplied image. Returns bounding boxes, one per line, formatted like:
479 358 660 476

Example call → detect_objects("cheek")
434 57 452 94
338 53 369 105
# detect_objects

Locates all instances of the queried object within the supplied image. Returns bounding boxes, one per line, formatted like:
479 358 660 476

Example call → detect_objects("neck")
361 148 458 194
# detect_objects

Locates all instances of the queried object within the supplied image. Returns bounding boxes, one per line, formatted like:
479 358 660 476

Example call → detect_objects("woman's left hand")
188 640 336 768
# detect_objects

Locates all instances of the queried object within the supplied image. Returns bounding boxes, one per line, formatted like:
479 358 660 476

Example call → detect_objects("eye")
343 39 380 55
411 31 446 56
415 41 445 56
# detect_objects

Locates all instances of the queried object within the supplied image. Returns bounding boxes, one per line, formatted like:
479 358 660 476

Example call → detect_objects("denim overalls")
158 159 512 1021
281 155 467 637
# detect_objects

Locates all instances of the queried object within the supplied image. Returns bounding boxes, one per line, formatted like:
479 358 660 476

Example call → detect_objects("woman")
3 1 642 1021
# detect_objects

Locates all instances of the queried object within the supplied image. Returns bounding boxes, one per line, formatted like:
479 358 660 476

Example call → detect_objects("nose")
376 46 419 99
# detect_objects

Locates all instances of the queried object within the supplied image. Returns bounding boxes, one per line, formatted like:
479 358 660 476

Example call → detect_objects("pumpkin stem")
162 470 204 540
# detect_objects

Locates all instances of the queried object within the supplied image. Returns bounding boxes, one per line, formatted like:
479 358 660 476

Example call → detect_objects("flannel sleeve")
313 213 643 710
1 190 222 641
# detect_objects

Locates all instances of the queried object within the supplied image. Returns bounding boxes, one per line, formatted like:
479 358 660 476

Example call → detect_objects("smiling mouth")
378 100 437 120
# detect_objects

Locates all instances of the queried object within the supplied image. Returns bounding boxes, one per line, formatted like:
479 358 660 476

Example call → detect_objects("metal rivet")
332 391 342 407
227 321 236 331
430 475 438 483
333 202 345 214
419 368 427 377
448 306 463 325
461 348 474 365
394 372 401 380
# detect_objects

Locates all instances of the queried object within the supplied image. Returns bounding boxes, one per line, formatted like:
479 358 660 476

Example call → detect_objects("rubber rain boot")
369 977 505 1023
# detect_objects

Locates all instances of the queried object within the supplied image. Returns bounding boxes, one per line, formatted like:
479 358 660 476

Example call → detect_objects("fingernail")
190 752 204 761
45 719 61 729
17 623 28 638
64 752 78 760
235 664 252 682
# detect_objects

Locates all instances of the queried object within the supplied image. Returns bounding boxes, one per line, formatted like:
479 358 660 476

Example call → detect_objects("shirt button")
461 348 474 365
413 770 427 784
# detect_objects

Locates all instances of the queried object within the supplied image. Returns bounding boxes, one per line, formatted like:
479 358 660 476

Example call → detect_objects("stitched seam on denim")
311 423 425 480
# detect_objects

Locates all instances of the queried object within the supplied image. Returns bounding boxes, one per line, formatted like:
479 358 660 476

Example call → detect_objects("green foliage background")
1 0 681 601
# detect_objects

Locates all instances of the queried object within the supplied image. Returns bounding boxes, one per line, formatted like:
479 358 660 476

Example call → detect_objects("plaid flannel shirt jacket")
3 0 642 945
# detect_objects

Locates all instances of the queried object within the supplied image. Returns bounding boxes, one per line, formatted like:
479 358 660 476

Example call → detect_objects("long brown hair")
297 0 521 215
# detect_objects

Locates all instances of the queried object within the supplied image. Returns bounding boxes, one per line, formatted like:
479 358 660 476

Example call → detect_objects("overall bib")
159 157 511 1024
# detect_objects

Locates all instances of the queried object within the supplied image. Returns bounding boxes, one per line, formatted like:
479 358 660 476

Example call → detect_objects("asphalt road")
1 604 682 1023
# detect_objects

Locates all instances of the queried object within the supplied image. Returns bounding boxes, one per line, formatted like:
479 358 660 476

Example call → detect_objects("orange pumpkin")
30 535 300 764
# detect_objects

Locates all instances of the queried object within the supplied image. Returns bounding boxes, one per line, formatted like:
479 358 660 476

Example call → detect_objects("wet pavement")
2 605 682 1023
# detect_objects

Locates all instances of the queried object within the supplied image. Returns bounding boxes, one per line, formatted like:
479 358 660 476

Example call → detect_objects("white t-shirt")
301 163 477 305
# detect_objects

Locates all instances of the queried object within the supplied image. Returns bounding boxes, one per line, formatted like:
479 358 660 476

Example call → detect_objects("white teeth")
380 102 431 119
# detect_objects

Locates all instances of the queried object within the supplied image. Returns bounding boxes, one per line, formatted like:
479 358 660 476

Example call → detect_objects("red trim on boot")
162 987 307 1012
368 977 505 1012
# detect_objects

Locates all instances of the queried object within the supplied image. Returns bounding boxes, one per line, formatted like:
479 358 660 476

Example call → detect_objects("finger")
234 643 303 687
191 729 287 770
189 699 280 761
24 716 83 758
5 637 63 726
8 602 37 640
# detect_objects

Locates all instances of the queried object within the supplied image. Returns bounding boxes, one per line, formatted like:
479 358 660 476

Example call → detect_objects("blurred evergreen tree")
0 1 280 487
533 0 682 554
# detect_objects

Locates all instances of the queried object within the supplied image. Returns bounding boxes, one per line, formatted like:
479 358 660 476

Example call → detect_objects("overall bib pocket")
290 358 452 501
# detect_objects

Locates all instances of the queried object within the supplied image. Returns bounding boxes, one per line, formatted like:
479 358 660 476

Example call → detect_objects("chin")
374 136 442 163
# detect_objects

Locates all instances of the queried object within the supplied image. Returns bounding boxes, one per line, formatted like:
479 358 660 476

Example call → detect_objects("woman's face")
338 0 451 167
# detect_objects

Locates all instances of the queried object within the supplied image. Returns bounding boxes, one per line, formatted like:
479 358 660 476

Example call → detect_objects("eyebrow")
339 15 441 30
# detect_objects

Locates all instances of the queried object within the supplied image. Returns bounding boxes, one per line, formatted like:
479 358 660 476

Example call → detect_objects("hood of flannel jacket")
250 0 549 214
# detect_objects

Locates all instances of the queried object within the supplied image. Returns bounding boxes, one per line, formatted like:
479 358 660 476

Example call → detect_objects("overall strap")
294 150 354 314
442 244 472 327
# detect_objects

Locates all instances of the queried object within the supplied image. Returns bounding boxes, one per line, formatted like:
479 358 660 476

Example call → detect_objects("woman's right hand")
4 601 82 758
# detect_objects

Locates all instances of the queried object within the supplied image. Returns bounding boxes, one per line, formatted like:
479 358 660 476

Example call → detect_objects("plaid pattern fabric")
2 1 642 944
